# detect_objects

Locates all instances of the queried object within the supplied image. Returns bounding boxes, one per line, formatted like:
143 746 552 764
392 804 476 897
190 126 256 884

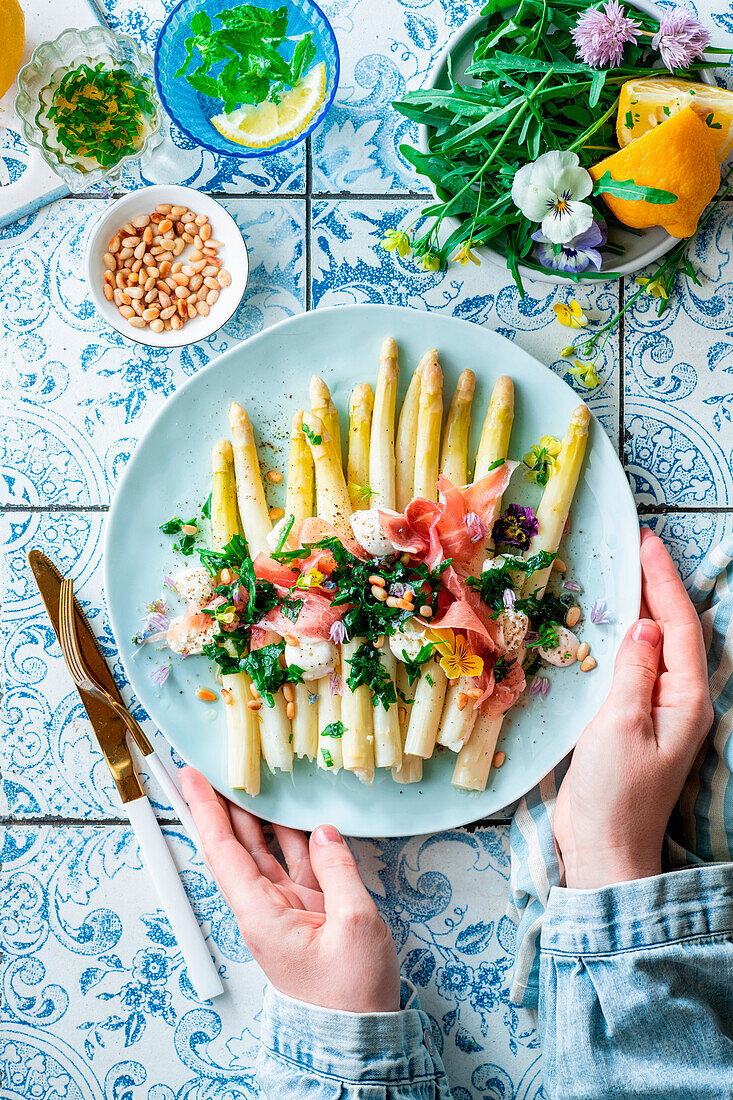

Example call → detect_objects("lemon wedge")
211 62 326 148
617 77 733 164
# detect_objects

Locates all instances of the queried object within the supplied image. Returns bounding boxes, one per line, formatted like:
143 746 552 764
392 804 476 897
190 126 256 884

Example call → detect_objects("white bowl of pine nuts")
85 184 248 347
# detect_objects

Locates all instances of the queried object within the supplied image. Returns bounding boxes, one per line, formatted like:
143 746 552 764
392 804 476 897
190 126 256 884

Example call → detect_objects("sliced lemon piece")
617 77 733 164
211 62 326 149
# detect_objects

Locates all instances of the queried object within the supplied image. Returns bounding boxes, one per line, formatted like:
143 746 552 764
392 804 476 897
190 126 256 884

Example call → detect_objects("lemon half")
617 77 733 164
211 62 326 149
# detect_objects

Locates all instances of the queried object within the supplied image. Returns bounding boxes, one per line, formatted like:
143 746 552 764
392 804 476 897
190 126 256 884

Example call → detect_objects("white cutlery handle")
145 752 203 852
126 795 223 1002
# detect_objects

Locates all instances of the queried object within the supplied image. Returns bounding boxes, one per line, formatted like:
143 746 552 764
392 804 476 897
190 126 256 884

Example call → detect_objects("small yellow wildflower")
381 229 411 258
553 300 588 329
560 345 575 358
439 633 484 680
523 435 561 485
296 568 325 589
453 241 480 266
569 360 601 390
635 276 668 300
421 251 441 273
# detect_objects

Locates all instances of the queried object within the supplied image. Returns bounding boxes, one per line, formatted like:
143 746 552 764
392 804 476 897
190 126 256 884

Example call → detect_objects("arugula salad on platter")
135 339 598 795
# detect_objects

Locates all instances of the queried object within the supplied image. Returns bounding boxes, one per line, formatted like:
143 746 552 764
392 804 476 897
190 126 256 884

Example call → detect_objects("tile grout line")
5 503 733 515
618 276 625 465
74 190 431 203
305 137 313 311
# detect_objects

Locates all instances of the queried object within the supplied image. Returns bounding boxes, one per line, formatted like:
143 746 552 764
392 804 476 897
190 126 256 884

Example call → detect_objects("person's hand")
553 529 714 890
180 767 400 1012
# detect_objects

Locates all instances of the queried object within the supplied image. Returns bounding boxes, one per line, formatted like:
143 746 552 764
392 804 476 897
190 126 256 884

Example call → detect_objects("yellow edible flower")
560 345 575 358
421 251 441 273
569 359 601 390
439 633 485 680
453 241 480 266
381 229 411 258
553 300 588 329
296 568 325 589
523 435 561 483
635 276 668 300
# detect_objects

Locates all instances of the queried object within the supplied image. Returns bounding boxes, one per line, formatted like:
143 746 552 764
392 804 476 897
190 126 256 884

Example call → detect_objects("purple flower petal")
502 587 516 609
572 0 641 67
465 512 486 544
492 504 539 551
329 620 349 644
308 691 318 706
563 580 583 593
150 663 170 686
539 677 550 700
329 671 344 697
389 582 407 598
163 575 176 591
653 7 710 69
590 599 610 625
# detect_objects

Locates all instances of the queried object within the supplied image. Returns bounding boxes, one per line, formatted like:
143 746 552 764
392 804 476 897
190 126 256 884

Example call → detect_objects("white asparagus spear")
310 375 343 468
438 677 480 752
302 412 353 537
370 337 398 510
317 660 344 773
373 646 402 770
391 663 421 783
211 440 260 794
440 369 475 487
452 712 505 791
284 412 318 760
474 376 515 481
347 383 374 511
413 357 443 502
395 351 432 512
403 658 448 758
341 639 375 784
229 403 293 773
521 404 590 598
229 403 272 558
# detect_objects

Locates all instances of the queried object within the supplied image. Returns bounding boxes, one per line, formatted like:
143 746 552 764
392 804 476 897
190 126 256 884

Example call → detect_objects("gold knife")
28 548 223 1001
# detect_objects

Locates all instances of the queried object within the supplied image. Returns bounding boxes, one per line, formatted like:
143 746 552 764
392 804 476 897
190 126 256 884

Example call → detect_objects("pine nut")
128 317 146 329
207 288 219 305
175 286 190 299
159 305 176 320
132 214 150 228
457 692 468 712
159 261 172 277
143 226 153 245
126 287 144 299
266 470 282 482
493 751 506 769
155 203 172 214
133 242 146 260
565 606 581 628
104 270 115 286
177 299 187 318
200 222 212 240
466 688 483 699
269 507 285 521
103 252 116 270
186 303 197 319
386 596 399 608
419 604 433 617
109 236 121 253
196 301 210 316
553 557 567 573
207 239 224 248
122 236 139 247
142 307 160 322
150 319 164 333
218 269 232 287
131 260 142 273
181 210 196 222
171 205 188 217
119 305 135 318
283 683 295 702
284 634 299 646
103 284 113 301
247 699 262 711
171 315 184 330
119 247 133 260
580 656 597 672
576 641 590 661
396 598 412 610
195 213 209 226
113 289 125 306
286 701 295 720
173 238 185 256
158 219 172 234
194 234 204 250
373 587 388 602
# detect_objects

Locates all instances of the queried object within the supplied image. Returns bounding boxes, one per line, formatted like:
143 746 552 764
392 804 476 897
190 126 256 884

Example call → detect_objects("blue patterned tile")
99 0 306 194
313 0 485 193
312 198 621 445
640 511 733 589
624 204 733 508
1 823 541 1098
0 197 305 507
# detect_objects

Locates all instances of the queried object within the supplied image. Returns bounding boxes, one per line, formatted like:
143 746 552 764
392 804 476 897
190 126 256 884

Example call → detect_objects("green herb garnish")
301 422 322 446
321 747 334 767
280 596 303 623
401 642 435 687
176 5 316 114
160 515 199 556
346 642 397 711
467 551 557 611
274 514 295 556
241 641 304 706
321 720 346 738
201 493 212 520
591 171 676 205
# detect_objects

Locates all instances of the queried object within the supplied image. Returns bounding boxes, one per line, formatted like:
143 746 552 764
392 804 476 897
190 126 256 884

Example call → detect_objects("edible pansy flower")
439 634 484 680
492 504 539 551
636 275 669 300
571 0 641 67
329 671 344 697
569 359 601 389
296 568 325 589
425 628 454 655
532 218 607 274
523 435 561 486
381 229 411 258
511 150 593 245
465 512 486 543
553 300 588 329
150 663 171 687
653 7 710 71
453 240 480 266
590 599 610 624
329 620 349 644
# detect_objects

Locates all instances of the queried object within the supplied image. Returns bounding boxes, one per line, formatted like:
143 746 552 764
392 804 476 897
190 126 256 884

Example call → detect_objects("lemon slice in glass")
617 77 733 164
211 62 326 149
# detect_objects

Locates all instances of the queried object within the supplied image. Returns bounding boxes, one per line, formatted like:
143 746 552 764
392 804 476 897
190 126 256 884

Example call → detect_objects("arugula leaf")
279 596 303 623
493 655 514 683
301 422 322 446
321 747 334 767
201 493 212 520
487 457 505 472
274 514 295 555
241 641 304 706
467 551 557 610
321 720 346 738
400 642 435 687
199 533 250 575
160 515 199 555
346 642 398 711
592 171 677 205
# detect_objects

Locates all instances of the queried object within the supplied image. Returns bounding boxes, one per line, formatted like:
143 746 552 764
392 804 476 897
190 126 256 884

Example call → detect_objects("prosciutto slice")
477 657 526 717
260 591 348 641
252 553 300 590
297 517 370 561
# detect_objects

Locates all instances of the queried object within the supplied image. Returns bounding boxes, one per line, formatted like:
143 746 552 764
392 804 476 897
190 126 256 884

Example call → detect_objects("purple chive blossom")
133 599 169 644
163 575 177 591
465 512 486 544
329 671 344 697
329 620 349 644
308 691 318 706
150 663 171 686
529 675 550 699
563 580 583 594
590 599 610 625
389 582 408 598
572 0 641 67
525 629 539 645
532 219 607 274
492 504 539 551
503 587 516 610
653 7 710 70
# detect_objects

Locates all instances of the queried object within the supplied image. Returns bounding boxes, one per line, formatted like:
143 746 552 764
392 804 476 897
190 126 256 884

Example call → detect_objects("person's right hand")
553 529 714 890
180 767 400 1013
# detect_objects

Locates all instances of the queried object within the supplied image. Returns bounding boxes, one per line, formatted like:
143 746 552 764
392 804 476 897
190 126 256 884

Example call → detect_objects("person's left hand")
180 766 400 1012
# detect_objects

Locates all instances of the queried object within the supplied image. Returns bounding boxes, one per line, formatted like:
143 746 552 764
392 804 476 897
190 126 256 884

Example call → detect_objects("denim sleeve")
539 863 733 1099
256 979 451 1099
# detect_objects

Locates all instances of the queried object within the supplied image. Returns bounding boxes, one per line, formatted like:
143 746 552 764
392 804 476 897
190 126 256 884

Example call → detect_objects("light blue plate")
105 305 640 837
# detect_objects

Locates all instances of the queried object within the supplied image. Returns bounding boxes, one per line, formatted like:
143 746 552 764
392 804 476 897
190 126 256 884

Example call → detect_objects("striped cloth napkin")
506 536 733 1008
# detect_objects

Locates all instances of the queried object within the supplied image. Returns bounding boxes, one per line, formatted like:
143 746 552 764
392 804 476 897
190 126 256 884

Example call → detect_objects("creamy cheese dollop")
284 636 337 681
539 626 579 667
496 609 530 655
482 554 507 573
266 515 290 552
166 615 216 658
350 508 399 558
174 567 215 608
389 619 427 663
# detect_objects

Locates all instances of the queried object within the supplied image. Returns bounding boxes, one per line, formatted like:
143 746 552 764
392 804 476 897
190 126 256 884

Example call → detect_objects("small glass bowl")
14 26 163 193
